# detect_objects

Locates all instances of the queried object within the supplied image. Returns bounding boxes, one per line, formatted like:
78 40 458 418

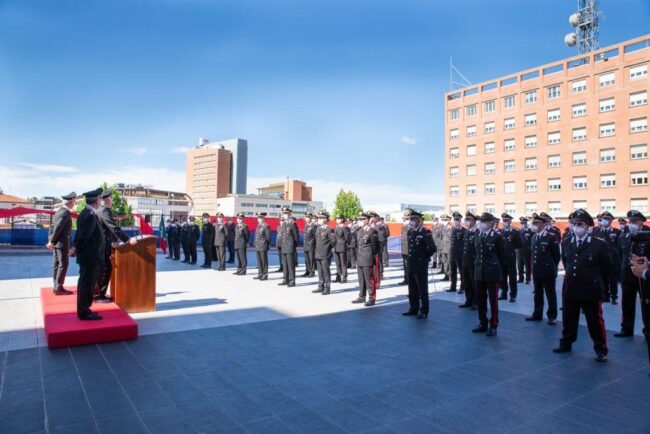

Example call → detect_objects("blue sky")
1 0 649 207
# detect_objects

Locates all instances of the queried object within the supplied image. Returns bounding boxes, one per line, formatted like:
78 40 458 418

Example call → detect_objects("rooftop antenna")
449 57 472 90
565 0 600 53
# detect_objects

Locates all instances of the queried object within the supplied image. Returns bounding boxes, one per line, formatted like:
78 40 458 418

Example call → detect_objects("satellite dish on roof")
565 33 577 47
569 12 581 27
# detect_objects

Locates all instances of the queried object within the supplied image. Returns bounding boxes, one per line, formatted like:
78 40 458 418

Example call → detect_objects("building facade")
186 144 233 216
215 194 323 219
257 179 313 201
114 184 193 227
444 35 649 218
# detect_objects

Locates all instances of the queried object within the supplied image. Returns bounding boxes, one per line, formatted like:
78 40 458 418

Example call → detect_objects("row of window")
448 198 649 216
448 64 648 121
450 143 647 161
450 115 648 139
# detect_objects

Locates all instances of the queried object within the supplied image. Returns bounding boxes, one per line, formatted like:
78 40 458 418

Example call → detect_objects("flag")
159 215 168 254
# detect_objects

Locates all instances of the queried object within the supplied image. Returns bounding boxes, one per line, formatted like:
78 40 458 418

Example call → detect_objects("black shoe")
253 276 260 279
352 297 365 304
287 282 296 288
458 290 464 295
364 299 375 307
441 276 449 281
446 288 457 293
334 277 341 283
416 313 428 320
458 302 472 308
614 331 633 338
525 316 543 322
553 346 572 353
275 269 283 273
398 280 408 285
278 281 287 286
604 297 611 303
309 273 316 278
470 305 478 311
260 276 268 281
341 279 347 284
95 296 113 304
595 353 608 363
53 288 73 296
301 272 310 277
79 312 102 321
472 325 488 333
547 318 557 325
200 264 209 268
611 299 618 305
509 297 516 303
517 279 524 283
190 261 197 265
525 280 530 285
486 328 497 337
402 310 418 316
312 288 324 293
322 289 330 295
233 271 241 275
498 294 508 300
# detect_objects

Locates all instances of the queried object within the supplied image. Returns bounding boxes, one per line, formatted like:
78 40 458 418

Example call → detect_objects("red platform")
41 287 138 349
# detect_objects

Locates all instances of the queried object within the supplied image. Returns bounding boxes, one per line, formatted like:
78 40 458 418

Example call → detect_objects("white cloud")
127 147 148 156
400 136 417 145
17 163 79 173
172 146 190 154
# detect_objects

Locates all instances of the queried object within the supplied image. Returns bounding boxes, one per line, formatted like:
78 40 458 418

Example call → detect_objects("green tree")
74 183 134 227
332 189 363 220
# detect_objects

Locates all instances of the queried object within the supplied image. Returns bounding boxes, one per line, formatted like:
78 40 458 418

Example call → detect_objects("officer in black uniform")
233 212 250 275
373 214 387 279
165 218 173 259
275 217 284 273
446 211 466 293
526 213 561 324
253 212 271 280
302 213 316 277
380 217 390 267
592 211 622 304
352 212 380 307
187 216 200 264
553 209 612 362
180 219 190 262
213 213 228 271
517 217 533 284
226 217 236 264
73 188 105 320
170 219 180 260
472 212 505 336
279 207 299 287
618 217 628 234
459 211 479 310
399 211 410 286
348 218 358 269
201 213 215 268
498 213 522 302
402 210 436 319
47 191 77 295
312 211 335 295
334 215 350 283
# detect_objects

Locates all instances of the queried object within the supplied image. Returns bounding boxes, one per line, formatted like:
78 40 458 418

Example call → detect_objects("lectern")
110 235 157 313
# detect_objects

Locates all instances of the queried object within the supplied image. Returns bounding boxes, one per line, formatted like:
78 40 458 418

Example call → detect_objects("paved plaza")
1 249 649 433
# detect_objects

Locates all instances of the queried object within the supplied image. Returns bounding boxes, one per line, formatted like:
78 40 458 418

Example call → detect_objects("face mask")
238 218 244 224
336 219 343 225
304 217 310 223
454 219 461 227
530 225 539 233
359 220 367 227
403 220 409 226
600 219 610 227
463 219 470 226
629 223 640 234
408 220 417 229
283 214 291 221
478 222 489 232
573 226 587 237
503 222 511 229
257 218 263 224
318 219 326 225
217 218 223 224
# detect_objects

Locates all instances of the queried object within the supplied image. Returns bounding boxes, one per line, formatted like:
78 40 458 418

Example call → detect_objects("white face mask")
238 218 244 224
503 221 511 229
305 217 311 223
403 220 409 226
573 226 587 237
318 218 326 225
217 218 223 224
628 223 640 234
530 225 539 233
283 214 291 221
478 222 490 232
203 218 208 223
454 219 461 227
408 220 417 229
359 220 367 227
257 218 263 224
600 219 610 227
336 219 343 225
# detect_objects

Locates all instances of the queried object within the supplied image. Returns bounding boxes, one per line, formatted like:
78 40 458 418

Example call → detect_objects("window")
525 157 537 170
466 164 476 176
573 200 587 211
573 151 587 165
484 142 495 153
504 117 515 130
467 145 477 156
525 135 537 148
631 144 648 160
525 113 537 126
573 176 588 190
504 181 515 193
600 148 615 163
600 200 616 213
572 78 587 93
524 90 537 104
484 183 496 195
547 85 561 99
504 139 515 151
525 202 538 214
450 205 460 213
599 97 615 112
466 204 476 214
548 201 562 214
504 203 516 215
484 162 496 174
450 147 459 159
449 109 459 121
484 100 496 113
466 104 477 117
630 64 648 80
504 160 515 172
485 204 496 214
548 178 562 191
503 95 515 108
600 174 616 188
631 171 648 186
450 166 459 177
548 154 561 168
525 180 537 192
449 186 459 197
631 198 649 213
547 109 561 122
466 125 477 137
572 103 587 117
572 127 587 141
484 122 495 134
599 71 616 87
466 184 477 196
599 123 616 137
630 117 648 133
630 91 648 107
548 131 561 145
450 129 459 139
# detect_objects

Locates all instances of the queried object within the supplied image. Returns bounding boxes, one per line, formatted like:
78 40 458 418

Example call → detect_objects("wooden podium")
110 235 157 313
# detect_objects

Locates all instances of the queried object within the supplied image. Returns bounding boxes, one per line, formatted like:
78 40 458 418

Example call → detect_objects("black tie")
577 240 582 248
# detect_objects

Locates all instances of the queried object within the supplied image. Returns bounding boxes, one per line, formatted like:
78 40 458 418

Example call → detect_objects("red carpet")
41 287 138 349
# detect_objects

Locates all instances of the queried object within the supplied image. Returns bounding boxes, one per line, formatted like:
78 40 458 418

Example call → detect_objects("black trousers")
449 256 462 291
215 245 226 270
500 264 518 298
604 264 620 300
282 252 296 284
401 254 409 284
52 248 69 290
348 248 357 268
476 280 499 329
461 267 476 306
620 282 641 334
335 251 348 280
202 243 212 266
357 266 374 300
304 249 315 275
182 241 189 261
407 269 429 314
316 258 331 289
236 248 247 273
227 240 235 263
277 247 283 271
560 298 608 355
256 250 268 277
517 250 531 282
95 252 112 298
77 260 99 317
376 254 384 277
189 242 197 264
381 243 389 267
166 238 174 258
641 286 650 364
532 277 558 320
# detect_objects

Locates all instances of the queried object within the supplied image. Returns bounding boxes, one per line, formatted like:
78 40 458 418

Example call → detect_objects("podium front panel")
112 236 156 313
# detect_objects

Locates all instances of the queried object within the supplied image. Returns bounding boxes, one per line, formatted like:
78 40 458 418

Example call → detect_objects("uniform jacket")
48 207 73 250
280 221 299 253
407 226 436 272
462 227 479 270
473 229 505 282
441 225 452 254
315 224 335 260
450 225 466 261
180 223 189 244
499 227 523 267
167 224 179 244
187 223 200 243
432 225 443 248
519 227 533 252
234 224 250 249
74 207 105 265
356 226 379 267
202 222 215 248
619 229 650 285
97 205 130 255
531 229 561 279
561 235 612 301
400 224 410 255
213 222 228 247
376 224 388 244
348 226 358 249
592 227 622 268
226 222 236 242
254 222 271 251
303 222 317 252
334 225 350 253
276 222 284 248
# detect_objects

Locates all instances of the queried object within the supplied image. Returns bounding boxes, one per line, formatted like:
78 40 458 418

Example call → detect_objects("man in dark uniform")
526 213 561 324
592 211 622 304
253 212 271 280
165 218 174 259
187 216 200 264
233 212 250 275
498 213 522 302
302 213 316 277
517 217 533 284
459 211 479 310
47 191 77 295
446 211 466 293
312 211 335 295
170 219 181 260
180 218 190 262
213 212 228 271
379 217 390 267
201 213 215 268
630 251 650 373
432 218 442 271
615 210 650 337
334 215 350 283
352 212 380 307
440 215 452 280
96 189 136 302
279 207 299 287
399 211 410 286
618 217 628 233
275 216 284 273
546 215 561 241
554 209 612 362
348 218 358 269
373 214 386 278
226 217 236 264
472 212 505 336
402 210 436 319
73 188 105 320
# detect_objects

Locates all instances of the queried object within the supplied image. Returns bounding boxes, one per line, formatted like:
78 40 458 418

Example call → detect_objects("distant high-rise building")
257 179 313 201
186 143 233 215
219 138 248 195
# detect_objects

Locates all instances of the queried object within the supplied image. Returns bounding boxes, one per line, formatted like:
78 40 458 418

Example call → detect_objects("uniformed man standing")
348 218 358 269
226 217 236 264
302 213 316 278
440 215 452 281
253 212 271 280
472 212 505 336
233 212 250 275
498 213 522 302
180 219 190 262
165 218 174 260
402 210 436 319
553 209 611 362
334 215 350 283
526 213 561 324
517 217 533 284
373 214 387 278
187 216 200 264
399 211 410 286
279 207 299 287
170 219 180 260
275 216 284 273
459 212 479 310
213 213 228 271
446 212 466 293
432 218 442 271
592 211 621 304
618 217 628 234
73 188 105 320
312 211 335 295
201 213 215 268
352 212 380 307
379 217 390 268
47 192 77 295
